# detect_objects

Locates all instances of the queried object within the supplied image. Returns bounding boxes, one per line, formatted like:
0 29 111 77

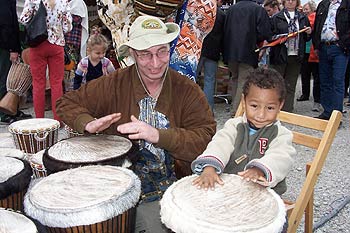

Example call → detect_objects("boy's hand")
192 166 224 191
238 168 268 186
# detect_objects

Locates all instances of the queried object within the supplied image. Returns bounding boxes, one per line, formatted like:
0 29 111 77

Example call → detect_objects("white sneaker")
312 103 322 112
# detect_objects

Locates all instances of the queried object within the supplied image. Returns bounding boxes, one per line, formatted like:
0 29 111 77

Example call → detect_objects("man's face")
132 44 170 81
243 85 284 129
284 0 297 11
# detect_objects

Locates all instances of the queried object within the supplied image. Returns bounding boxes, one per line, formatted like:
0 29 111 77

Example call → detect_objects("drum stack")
0 118 141 233
2 118 142 232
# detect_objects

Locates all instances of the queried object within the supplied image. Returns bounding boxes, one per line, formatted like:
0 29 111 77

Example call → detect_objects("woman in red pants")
20 0 72 122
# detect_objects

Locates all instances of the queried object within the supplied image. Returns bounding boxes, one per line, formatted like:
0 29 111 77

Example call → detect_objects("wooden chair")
235 101 342 233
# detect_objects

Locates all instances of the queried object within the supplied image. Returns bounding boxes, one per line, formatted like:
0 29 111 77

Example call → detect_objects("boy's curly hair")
242 67 286 103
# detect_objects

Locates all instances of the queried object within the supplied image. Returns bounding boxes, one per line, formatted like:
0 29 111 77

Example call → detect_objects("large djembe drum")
8 118 60 156
0 156 32 211
0 208 38 233
160 174 286 233
24 165 141 233
0 62 32 115
43 135 135 174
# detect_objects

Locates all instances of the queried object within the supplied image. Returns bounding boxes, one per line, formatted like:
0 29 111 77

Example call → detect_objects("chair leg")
305 163 314 233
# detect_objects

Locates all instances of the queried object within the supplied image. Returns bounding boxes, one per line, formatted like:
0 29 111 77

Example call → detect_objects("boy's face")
243 85 284 129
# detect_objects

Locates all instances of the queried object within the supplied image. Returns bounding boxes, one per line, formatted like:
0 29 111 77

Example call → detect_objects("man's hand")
117 115 160 143
304 26 312 35
192 166 224 190
85 113 121 133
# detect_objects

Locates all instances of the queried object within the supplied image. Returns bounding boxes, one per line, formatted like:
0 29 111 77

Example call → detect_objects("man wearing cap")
56 15 216 232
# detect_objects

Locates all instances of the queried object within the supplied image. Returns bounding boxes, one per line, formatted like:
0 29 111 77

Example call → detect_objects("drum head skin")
43 135 135 174
8 118 60 133
0 133 16 148
160 174 286 233
0 208 38 233
0 157 32 199
24 165 141 228
0 148 24 159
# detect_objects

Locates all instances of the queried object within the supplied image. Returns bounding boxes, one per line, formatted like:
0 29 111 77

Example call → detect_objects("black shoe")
297 95 309 101
16 110 32 120
315 113 330 120
0 115 17 124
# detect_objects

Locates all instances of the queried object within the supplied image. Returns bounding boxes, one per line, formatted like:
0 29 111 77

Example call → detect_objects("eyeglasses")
134 49 170 61
285 0 296 2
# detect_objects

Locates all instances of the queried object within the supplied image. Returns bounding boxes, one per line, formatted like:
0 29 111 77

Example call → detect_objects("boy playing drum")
192 67 296 196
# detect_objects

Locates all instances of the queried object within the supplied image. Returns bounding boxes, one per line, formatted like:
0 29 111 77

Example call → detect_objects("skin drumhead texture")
0 156 24 183
47 135 132 163
24 165 141 227
160 174 286 233
0 208 38 233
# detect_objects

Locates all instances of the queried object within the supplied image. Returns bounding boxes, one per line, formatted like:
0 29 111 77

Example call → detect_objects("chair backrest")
234 101 342 232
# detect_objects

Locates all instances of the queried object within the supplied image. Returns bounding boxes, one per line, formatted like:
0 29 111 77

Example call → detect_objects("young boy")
191 67 296 195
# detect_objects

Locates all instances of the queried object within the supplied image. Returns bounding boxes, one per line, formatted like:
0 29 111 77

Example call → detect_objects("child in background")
73 26 115 90
191 67 295 196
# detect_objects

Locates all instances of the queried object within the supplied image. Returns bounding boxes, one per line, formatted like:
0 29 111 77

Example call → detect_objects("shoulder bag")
25 1 48 47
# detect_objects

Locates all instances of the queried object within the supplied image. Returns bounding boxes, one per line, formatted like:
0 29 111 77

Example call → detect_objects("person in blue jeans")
312 0 350 120
196 3 225 112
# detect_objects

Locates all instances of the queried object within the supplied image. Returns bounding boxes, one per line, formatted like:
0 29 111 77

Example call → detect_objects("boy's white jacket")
192 114 296 189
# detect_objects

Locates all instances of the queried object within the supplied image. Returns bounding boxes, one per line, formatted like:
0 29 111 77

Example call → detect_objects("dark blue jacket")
223 0 272 67
201 8 225 61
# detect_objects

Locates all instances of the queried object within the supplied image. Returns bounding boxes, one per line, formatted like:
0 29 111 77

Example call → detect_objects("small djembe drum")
29 150 47 179
0 62 32 115
8 118 60 157
43 135 135 174
0 157 32 211
160 174 286 233
0 208 38 233
24 165 141 233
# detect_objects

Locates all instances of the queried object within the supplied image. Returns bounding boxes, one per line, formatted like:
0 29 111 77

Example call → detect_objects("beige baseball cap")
118 15 180 57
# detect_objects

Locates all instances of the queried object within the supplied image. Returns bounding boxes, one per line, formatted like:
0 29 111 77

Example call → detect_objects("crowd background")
1 0 349 124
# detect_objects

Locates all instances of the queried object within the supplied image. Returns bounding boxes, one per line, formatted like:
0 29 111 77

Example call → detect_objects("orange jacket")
308 13 319 63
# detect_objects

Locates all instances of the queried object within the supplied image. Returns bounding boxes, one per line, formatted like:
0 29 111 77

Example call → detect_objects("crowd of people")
0 0 349 232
